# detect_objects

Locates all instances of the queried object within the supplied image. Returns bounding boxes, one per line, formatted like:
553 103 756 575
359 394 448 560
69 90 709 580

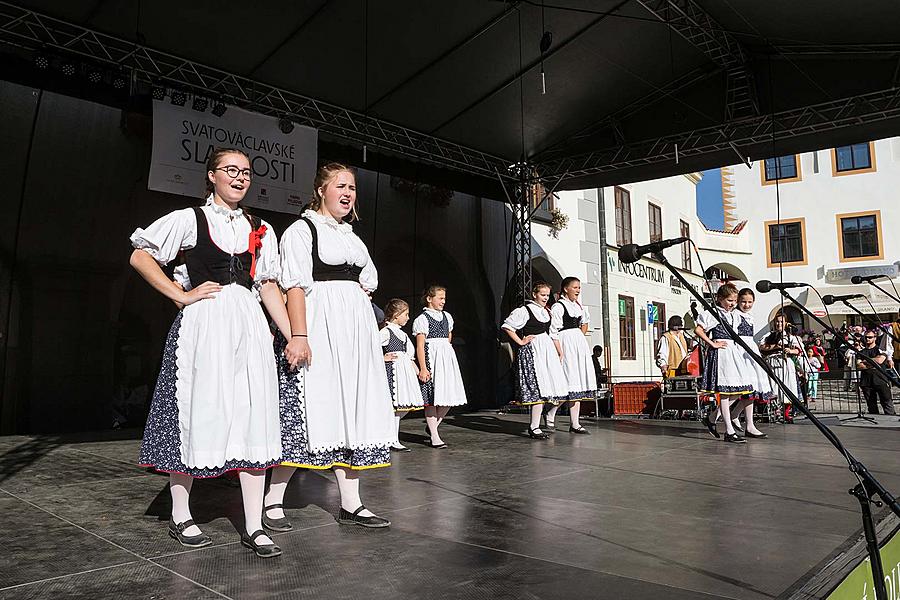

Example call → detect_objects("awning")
803 285 900 316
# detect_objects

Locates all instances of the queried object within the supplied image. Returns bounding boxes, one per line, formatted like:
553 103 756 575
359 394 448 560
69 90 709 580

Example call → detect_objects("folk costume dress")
380 322 426 412
763 331 805 402
277 210 395 470
697 308 755 398
133 197 282 477
503 302 569 405
550 298 597 401
412 309 468 407
736 310 774 402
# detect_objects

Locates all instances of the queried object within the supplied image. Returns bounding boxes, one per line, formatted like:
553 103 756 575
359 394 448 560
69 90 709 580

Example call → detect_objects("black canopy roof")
4 0 900 197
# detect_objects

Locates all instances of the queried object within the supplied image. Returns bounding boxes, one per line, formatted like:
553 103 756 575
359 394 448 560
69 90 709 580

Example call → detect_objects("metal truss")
537 85 900 182
507 162 534 307
635 0 759 120
0 2 512 181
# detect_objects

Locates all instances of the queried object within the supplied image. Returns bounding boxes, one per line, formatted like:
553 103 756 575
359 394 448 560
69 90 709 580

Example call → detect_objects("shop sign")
825 264 899 284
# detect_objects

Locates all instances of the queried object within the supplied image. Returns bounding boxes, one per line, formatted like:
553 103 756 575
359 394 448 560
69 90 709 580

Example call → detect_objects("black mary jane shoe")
390 443 412 452
337 506 391 528
528 427 551 440
732 420 744 435
541 415 556 432
241 529 282 558
723 433 746 444
569 425 591 435
262 504 293 532
701 415 720 439
743 430 768 439
168 519 212 548
427 441 448 449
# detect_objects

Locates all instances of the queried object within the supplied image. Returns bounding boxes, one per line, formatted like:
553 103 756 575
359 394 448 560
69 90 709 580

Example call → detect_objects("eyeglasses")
865 336 876 340
215 166 252 179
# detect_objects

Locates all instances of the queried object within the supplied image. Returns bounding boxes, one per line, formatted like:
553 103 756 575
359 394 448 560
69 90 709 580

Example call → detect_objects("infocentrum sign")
825 526 900 600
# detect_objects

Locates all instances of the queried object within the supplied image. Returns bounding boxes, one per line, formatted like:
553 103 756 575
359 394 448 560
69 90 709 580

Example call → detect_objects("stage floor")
2 413 899 599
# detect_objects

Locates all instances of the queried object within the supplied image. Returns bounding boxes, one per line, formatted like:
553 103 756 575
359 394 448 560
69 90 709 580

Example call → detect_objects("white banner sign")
149 100 317 214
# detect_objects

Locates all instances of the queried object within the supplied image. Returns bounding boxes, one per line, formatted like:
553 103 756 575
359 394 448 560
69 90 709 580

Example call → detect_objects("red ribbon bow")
248 224 267 279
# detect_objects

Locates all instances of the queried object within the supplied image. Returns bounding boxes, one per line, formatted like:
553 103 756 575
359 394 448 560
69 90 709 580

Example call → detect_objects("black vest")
302 216 364 282
517 305 551 338
560 302 583 330
182 207 259 290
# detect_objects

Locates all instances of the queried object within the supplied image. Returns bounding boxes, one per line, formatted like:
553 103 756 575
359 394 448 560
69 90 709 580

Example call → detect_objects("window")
651 302 666 343
837 211 883 262
832 142 876 176
648 202 662 243
764 218 807 267
530 182 556 224
618 295 635 360
614 187 632 246
680 220 691 271
761 155 801 184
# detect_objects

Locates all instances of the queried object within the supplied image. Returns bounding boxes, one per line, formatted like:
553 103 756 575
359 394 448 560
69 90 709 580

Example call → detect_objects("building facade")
728 137 900 336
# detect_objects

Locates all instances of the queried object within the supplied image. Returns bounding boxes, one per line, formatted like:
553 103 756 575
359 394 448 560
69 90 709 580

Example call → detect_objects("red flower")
248 224 267 279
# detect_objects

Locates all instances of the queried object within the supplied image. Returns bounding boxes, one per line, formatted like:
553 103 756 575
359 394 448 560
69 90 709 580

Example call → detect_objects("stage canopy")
2 0 900 197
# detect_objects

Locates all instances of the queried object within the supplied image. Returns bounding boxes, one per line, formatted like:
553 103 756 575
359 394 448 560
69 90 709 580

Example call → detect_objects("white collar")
424 307 445 317
205 194 243 219
303 209 353 233
386 321 404 332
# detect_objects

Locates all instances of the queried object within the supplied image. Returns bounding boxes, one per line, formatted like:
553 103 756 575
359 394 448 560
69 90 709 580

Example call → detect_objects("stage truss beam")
0 2 513 182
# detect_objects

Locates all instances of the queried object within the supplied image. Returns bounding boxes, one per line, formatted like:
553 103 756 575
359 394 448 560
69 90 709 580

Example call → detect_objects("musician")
656 315 692 378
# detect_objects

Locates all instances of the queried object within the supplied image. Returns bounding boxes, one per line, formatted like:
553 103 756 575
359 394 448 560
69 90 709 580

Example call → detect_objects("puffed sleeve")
548 310 560 340
502 306 529 331
550 302 564 331
582 304 592 325
379 327 390 347
412 314 428 336
445 311 455 332
279 220 313 294
253 219 280 283
358 238 378 293
130 208 197 266
172 264 192 291
696 309 720 331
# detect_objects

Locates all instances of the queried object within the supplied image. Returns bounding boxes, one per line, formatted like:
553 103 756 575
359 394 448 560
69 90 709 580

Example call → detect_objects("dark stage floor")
2 413 899 599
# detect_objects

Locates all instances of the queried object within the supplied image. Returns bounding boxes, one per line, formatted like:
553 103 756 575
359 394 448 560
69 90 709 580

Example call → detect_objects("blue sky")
696 167 724 229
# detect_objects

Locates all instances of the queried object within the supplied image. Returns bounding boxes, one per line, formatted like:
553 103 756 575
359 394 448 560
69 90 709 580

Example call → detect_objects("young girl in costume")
546 277 595 434
381 299 425 452
130 148 283 557
731 288 770 439
264 163 396 531
695 282 754 443
502 282 569 439
413 286 467 449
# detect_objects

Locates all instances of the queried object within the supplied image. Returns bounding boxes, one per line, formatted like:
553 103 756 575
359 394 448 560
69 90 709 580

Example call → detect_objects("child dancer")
413 286 467 449
732 288 770 439
546 276 596 434
502 282 569 439
381 299 425 452
130 148 283 557
805 347 821 403
695 283 754 443
266 163 396 531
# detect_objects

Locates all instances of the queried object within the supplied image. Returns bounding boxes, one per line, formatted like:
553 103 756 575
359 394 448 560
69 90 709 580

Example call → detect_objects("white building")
727 137 900 336
532 173 750 381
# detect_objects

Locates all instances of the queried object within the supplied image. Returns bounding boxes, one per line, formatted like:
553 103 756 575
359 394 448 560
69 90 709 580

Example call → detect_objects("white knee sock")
264 466 296 519
545 402 561 423
239 471 273 544
169 473 200 535
530 403 543 430
334 467 374 517
570 401 581 429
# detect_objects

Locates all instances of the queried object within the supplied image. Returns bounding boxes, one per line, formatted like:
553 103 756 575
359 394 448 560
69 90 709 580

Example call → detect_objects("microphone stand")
652 251 899 600
869 280 900 304
834 299 900 345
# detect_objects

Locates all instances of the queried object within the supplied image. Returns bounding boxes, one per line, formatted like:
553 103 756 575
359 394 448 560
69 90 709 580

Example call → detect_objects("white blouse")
502 302 558 339
550 297 590 331
412 308 455 336
380 322 415 360
129 195 280 283
696 307 741 332
279 210 378 294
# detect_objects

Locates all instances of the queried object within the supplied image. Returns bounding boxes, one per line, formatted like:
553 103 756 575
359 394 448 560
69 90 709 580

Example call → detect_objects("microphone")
755 280 808 293
618 237 688 264
850 274 886 284
822 293 866 306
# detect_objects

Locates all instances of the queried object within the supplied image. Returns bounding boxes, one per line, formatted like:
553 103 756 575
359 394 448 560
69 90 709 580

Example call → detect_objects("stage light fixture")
211 101 227 117
192 96 209 112
34 54 49 70
278 116 294 134
170 90 187 106
60 61 76 77
112 72 127 89
151 85 166 101
87 68 102 84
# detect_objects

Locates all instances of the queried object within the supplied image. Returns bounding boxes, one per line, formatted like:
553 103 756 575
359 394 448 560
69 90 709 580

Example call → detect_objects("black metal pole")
869 280 900 304
653 251 898 600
